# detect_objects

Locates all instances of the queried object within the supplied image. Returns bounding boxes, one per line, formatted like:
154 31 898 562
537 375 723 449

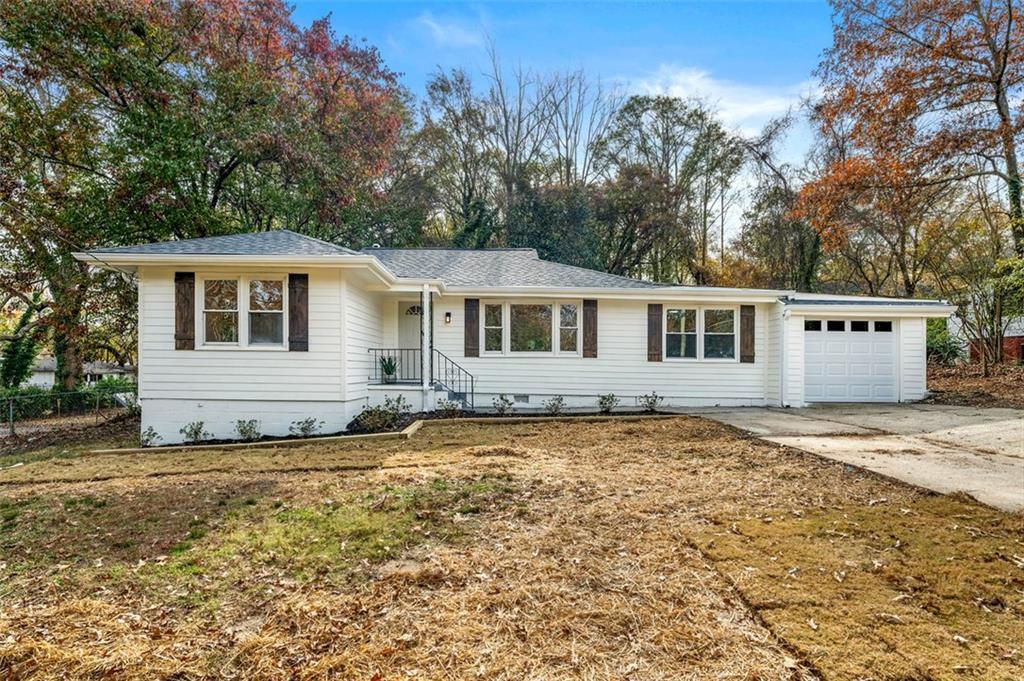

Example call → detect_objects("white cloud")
634 65 817 138
415 11 484 49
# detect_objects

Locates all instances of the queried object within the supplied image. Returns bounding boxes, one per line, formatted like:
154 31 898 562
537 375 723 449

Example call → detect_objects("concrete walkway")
686 404 1024 512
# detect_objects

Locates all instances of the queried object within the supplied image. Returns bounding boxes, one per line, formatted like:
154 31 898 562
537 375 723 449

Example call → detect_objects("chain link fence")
3 386 138 437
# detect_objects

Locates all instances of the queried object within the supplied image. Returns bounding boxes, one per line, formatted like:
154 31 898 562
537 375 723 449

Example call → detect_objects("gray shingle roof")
364 248 662 289
92 230 359 256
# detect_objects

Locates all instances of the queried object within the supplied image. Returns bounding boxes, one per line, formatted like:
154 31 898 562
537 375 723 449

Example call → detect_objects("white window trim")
196 274 289 351
478 299 583 357
663 307 699 362
556 302 581 356
481 302 506 356
663 305 739 363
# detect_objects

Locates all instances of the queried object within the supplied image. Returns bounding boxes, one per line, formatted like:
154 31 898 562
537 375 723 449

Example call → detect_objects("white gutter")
780 302 955 317
441 286 790 303
72 252 402 287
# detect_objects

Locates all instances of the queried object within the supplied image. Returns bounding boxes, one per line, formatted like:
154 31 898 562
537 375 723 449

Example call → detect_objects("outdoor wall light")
444 312 452 324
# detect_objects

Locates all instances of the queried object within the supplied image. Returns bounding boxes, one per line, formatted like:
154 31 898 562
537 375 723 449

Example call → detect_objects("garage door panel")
848 341 871 354
849 363 871 377
826 362 848 376
849 384 872 399
804 320 897 403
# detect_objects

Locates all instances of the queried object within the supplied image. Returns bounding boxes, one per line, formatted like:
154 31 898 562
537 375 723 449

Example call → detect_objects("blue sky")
293 1 833 160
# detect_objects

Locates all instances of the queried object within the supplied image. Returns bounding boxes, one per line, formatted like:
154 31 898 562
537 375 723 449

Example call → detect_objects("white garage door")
804 319 896 402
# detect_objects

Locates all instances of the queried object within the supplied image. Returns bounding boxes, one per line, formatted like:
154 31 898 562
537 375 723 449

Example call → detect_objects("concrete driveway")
688 404 1024 512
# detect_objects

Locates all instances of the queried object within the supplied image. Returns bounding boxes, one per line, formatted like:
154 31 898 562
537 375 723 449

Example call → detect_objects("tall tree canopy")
812 0 1023 254
0 0 403 387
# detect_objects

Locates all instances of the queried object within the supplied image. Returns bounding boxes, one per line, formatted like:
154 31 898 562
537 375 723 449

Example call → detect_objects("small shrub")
179 420 210 444
141 426 162 447
597 393 620 414
234 419 262 442
436 398 462 418
638 392 663 413
91 376 135 393
351 395 412 433
927 318 964 366
289 417 324 438
543 395 565 416
492 393 514 416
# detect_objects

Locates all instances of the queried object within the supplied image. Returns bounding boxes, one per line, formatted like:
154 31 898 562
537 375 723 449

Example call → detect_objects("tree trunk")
53 327 83 391
48 265 88 391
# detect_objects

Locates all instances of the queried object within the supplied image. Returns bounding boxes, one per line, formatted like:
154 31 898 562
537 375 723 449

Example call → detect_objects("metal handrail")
368 348 422 384
367 347 475 409
432 349 475 409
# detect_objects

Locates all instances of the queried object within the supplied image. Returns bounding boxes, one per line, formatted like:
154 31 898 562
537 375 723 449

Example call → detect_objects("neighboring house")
75 231 954 444
948 315 1024 363
26 356 137 388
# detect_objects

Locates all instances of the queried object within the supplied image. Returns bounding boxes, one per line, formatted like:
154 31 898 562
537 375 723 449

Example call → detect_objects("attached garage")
776 296 956 407
804 318 896 402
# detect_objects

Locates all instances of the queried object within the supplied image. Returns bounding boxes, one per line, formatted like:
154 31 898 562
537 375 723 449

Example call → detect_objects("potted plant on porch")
379 355 398 384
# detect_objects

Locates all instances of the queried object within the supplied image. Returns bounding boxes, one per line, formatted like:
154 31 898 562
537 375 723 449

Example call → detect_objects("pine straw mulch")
0 417 1021 680
924 363 1024 410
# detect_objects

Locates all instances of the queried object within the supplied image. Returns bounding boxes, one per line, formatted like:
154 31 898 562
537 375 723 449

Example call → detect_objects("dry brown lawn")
926 363 1024 410
0 417 1021 680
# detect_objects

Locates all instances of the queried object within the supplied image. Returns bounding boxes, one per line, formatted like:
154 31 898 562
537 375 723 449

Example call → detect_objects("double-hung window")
483 303 504 353
558 303 578 353
664 306 738 360
199 275 288 348
249 279 284 345
703 309 736 359
665 308 697 359
203 279 239 343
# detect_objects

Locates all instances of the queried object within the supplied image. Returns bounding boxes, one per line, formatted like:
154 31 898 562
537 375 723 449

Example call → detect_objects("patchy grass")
0 417 1020 680
694 496 1024 679
0 424 513 484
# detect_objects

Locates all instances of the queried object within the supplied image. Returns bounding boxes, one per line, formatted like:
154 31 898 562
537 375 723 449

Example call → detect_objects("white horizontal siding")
764 305 783 406
783 315 805 407
137 266 344 402
900 317 927 401
432 297 769 407
344 280 384 402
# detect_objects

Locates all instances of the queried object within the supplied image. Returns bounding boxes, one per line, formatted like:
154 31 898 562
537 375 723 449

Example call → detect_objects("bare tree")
545 70 621 188
481 47 557 216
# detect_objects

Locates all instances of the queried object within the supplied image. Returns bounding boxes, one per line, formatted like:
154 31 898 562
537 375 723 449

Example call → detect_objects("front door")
397 301 422 381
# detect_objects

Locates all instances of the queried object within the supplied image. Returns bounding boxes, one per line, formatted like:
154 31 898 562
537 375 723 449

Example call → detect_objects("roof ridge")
282 229 359 255
364 247 537 253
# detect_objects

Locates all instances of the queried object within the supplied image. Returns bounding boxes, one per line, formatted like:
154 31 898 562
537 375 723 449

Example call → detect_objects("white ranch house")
76 231 954 444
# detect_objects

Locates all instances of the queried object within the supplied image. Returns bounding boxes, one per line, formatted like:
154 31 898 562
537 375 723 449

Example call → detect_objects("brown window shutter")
174 272 195 350
583 299 598 358
288 273 309 351
647 303 662 361
740 304 755 363
464 298 479 357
